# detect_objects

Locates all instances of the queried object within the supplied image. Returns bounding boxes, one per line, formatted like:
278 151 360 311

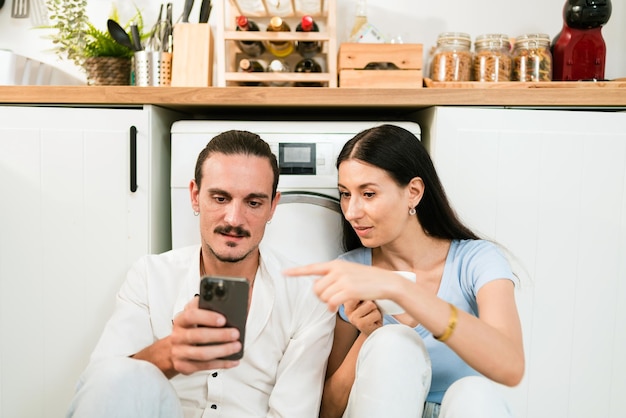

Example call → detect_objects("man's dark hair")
194 130 280 199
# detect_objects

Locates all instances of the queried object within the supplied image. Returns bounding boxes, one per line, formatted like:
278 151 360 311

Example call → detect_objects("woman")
284 124 524 418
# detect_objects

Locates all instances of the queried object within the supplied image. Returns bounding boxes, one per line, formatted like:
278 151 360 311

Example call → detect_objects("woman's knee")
362 324 428 358
345 325 432 418
357 324 431 387
440 376 512 418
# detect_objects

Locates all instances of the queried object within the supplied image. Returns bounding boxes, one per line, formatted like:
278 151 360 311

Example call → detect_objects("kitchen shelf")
1 86 626 113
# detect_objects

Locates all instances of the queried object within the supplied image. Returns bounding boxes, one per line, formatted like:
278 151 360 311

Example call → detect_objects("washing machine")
170 120 421 265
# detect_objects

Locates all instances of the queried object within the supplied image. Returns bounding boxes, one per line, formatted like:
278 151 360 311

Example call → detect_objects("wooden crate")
215 0 337 87
338 43 423 88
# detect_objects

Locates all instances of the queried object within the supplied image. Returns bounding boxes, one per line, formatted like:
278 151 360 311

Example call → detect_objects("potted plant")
45 0 144 85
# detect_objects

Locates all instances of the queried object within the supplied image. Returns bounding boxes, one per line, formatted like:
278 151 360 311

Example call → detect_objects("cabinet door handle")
130 126 138 193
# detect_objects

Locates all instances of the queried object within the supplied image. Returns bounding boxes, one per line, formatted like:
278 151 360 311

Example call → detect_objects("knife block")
171 23 214 87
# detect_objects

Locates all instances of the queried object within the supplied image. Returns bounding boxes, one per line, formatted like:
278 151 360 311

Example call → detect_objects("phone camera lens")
202 283 213 301
215 281 226 299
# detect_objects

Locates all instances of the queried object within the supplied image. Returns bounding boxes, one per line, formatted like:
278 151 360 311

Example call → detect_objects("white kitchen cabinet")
416 107 626 418
0 105 181 417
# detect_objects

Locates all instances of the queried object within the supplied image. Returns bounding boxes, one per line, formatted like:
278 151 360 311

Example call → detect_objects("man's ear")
189 179 200 212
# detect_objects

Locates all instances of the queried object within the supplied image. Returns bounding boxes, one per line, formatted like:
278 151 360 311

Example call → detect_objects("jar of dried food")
473 34 512 82
430 32 472 82
512 33 552 82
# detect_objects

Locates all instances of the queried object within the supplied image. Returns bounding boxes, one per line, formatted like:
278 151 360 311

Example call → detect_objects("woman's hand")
344 299 382 336
284 260 407 312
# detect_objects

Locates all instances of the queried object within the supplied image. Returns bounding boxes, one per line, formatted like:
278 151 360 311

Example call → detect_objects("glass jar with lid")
512 33 553 82
473 34 512 82
429 32 472 82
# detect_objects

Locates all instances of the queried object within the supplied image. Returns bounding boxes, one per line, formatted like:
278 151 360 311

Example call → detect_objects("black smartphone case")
199 276 249 360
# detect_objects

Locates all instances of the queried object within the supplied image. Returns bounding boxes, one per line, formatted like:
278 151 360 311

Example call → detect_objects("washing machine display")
278 142 316 175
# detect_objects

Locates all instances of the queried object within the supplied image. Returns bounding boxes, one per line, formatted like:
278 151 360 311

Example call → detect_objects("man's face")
190 152 279 264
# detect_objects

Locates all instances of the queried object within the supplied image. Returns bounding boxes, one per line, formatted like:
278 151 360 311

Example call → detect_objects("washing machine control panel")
268 139 338 189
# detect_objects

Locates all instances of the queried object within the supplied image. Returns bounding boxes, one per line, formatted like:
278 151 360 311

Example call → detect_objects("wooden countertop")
1 83 625 113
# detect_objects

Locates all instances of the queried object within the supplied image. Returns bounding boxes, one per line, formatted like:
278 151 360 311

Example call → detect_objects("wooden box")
338 43 423 88
171 23 214 87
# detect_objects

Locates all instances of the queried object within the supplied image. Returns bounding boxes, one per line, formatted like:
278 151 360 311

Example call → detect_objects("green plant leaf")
43 0 144 67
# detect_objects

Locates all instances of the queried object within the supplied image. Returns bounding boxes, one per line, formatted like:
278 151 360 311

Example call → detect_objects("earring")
267 219 272 224
409 207 416 216
193 211 199 216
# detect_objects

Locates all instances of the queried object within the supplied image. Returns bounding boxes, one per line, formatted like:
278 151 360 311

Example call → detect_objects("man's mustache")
214 225 251 238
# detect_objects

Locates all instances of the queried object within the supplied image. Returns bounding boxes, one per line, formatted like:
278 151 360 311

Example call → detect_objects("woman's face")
338 159 413 248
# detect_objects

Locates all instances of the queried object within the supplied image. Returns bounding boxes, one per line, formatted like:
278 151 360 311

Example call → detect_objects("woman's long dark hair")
337 124 479 251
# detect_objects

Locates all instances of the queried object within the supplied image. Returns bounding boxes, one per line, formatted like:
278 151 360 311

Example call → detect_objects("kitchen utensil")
164 3 173 52
149 3 171 52
107 19 135 51
11 0 29 18
156 3 163 25
147 17 171 52
30 0 48 26
130 22 143 51
182 0 194 23
199 0 212 23
166 2 173 26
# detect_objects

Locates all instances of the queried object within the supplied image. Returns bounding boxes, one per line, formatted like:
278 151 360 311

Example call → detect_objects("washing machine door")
263 191 344 266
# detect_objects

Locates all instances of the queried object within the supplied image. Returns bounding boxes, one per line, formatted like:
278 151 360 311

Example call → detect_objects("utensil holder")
134 51 172 87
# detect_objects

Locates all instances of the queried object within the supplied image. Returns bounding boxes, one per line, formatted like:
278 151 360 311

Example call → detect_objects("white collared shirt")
90 244 335 418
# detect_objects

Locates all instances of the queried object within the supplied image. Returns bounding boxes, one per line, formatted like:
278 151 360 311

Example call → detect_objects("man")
67 130 335 417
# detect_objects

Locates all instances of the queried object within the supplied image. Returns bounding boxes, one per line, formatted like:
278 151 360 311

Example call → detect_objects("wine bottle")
294 58 322 87
295 15 321 58
266 16 294 58
267 59 293 87
235 15 265 57
238 58 265 86
349 0 368 41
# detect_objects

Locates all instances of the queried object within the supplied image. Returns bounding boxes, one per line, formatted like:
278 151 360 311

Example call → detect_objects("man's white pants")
66 357 183 418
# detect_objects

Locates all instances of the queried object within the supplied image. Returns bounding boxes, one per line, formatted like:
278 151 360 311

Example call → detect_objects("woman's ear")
408 177 425 208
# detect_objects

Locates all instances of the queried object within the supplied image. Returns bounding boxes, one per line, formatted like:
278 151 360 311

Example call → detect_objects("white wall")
0 0 624 82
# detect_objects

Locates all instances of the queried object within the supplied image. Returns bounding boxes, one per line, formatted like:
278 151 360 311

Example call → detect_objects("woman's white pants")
342 324 513 418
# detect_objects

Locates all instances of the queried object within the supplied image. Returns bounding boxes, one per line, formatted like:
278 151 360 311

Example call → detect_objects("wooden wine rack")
215 0 337 87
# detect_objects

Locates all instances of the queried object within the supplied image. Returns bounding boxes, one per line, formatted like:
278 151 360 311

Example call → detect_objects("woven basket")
83 57 132 86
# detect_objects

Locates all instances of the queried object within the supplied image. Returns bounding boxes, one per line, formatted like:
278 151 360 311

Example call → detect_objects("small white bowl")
375 271 417 315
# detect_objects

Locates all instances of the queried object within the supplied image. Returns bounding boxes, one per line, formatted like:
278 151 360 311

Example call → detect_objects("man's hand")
170 296 242 375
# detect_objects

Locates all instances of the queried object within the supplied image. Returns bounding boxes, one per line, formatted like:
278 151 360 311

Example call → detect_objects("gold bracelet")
434 303 458 342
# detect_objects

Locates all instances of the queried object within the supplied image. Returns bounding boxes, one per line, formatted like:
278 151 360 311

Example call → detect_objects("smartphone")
198 276 249 360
